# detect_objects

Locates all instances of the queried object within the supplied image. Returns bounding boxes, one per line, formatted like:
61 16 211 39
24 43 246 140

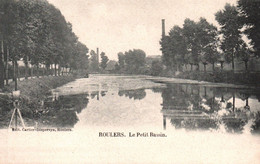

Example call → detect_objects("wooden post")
5 46 9 85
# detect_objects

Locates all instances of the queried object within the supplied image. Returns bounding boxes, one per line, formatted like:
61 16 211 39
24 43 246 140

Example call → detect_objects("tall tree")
124 49 146 74
100 52 109 70
182 18 200 70
215 3 243 71
237 43 251 71
238 0 260 57
197 18 219 71
89 50 99 72
168 25 187 71
117 52 125 69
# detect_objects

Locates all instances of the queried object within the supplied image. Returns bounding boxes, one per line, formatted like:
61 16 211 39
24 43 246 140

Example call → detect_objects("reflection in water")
34 93 89 128
0 95 13 128
160 84 260 133
118 89 146 100
1 76 260 134
11 93 91 128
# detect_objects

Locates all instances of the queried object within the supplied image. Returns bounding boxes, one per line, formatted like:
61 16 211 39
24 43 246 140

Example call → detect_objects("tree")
237 43 251 72
117 52 125 69
182 18 201 71
151 60 163 76
197 18 219 71
160 35 173 70
124 49 146 74
89 50 99 72
100 52 109 70
0 0 89 88
215 3 243 71
238 0 260 57
168 25 187 71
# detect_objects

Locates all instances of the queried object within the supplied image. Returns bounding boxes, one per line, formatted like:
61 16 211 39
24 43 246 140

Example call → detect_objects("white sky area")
47 0 238 60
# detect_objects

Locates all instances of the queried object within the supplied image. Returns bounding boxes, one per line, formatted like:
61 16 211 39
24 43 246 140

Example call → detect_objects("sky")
47 0 238 60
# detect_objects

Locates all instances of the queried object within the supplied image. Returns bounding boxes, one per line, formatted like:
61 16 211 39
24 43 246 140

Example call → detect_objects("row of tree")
0 0 89 89
160 1 260 73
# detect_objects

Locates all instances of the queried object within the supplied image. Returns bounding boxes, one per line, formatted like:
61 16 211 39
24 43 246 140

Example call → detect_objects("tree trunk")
232 51 235 72
61 67 64 76
58 64 61 76
50 64 53 75
5 47 9 85
36 64 39 78
46 64 50 76
24 55 29 79
16 61 19 81
220 62 224 72
12 60 15 82
245 61 248 72
212 62 215 72
203 64 206 73
0 38 4 89
190 64 193 71
54 63 57 76
30 64 33 78
42 65 45 76
12 60 17 91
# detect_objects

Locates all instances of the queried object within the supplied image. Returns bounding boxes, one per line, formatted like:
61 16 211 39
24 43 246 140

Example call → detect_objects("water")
22 74 260 133
1 74 260 163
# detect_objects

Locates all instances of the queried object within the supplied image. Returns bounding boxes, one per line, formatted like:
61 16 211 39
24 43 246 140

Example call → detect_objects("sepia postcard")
0 0 260 163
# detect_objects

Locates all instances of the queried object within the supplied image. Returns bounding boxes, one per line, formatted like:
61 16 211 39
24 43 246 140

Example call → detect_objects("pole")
15 108 17 128
5 46 9 85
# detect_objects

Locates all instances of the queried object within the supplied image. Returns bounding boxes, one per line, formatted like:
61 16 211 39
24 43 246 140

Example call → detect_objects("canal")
1 74 260 163
30 74 260 133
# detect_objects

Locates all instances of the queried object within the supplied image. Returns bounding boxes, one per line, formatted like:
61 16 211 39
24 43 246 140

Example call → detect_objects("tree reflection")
0 95 13 128
160 84 260 133
118 89 146 100
35 94 89 128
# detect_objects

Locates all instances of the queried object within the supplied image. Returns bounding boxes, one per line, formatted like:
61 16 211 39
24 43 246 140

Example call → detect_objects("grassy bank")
170 70 260 87
0 75 76 128
4 75 76 101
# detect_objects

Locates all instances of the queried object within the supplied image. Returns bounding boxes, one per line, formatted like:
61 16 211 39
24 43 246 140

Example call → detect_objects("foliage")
160 18 219 72
115 49 146 74
215 3 243 69
0 0 89 88
100 52 109 70
89 50 99 72
150 60 163 76
238 0 260 57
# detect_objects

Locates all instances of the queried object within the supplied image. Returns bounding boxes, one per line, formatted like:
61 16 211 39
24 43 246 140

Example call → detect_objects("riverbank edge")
145 76 256 89
2 75 77 112
94 73 259 89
